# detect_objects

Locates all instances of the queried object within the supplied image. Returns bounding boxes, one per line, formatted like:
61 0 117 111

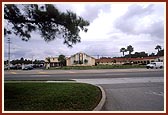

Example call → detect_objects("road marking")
145 91 164 97
38 72 47 74
68 71 76 74
104 73 126 76
30 75 50 77
10 72 17 74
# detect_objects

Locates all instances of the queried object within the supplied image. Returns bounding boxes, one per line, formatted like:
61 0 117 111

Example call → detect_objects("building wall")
45 57 59 63
96 56 163 65
155 56 164 62
45 57 60 68
66 52 95 66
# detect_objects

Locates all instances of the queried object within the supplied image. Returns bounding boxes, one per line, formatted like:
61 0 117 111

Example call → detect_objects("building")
45 54 164 67
66 52 95 66
45 57 60 69
131 56 164 64
157 56 164 62
95 56 164 65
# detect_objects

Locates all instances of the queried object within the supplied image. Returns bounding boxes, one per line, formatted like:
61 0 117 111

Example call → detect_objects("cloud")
114 4 164 40
139 21 164 39
55 4 111 22
78 41 120 57
80 4 111 22
4 46 31 60
114 4 153 34
54 4 112 22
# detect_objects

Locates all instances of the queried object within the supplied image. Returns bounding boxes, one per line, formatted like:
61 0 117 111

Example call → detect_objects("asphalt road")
101 82 164 111
3 69 165 111
4 69 164 80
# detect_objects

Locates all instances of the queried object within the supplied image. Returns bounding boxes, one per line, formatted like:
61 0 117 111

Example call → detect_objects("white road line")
145 91 164 97
30 75 51 77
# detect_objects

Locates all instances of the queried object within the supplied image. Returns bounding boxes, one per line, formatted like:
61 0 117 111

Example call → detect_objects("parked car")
22 65 33 70
10 65 17 70
146 62 163 69
4 65 8 70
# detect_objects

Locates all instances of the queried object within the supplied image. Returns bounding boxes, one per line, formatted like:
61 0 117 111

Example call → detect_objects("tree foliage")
4 4 90 47
124 51 148 58
7 57 44 65
127 45 134 58
120 48 127 57
155 45 162 52
157 49 164 56
58 54 66 66
155 45 163 56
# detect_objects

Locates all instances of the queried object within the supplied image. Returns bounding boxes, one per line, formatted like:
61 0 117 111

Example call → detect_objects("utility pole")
32 55 33 65
97 55 99 59
7 38 11 70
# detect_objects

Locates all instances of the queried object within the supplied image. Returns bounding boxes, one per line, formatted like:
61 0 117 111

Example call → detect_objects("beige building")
156 56 164 62
66 52 95 66
45 57 60 69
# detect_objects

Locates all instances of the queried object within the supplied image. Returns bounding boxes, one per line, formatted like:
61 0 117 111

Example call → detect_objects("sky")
3 2 165 60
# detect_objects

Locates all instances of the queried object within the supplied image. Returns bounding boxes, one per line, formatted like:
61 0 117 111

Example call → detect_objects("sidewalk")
73 77 164 85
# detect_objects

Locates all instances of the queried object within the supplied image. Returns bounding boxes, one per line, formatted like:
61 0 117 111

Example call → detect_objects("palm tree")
127 45 134 58
120 48 127 57
155 45 162 54
155 45 162 61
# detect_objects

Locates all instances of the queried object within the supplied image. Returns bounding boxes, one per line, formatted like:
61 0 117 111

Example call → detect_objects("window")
84 59 88 64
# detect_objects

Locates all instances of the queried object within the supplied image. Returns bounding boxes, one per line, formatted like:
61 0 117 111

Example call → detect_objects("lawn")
48 64 145 70
4 82 102 111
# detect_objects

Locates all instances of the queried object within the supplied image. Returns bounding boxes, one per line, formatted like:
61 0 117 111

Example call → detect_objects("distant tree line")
119 45 164 58
4 57 45 65
123 50 164 58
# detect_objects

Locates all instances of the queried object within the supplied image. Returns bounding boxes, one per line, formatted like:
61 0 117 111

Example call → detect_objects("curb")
93 85 106 111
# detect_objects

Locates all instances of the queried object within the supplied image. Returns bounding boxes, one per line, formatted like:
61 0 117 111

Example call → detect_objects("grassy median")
4 82 102 111
48 64 145 70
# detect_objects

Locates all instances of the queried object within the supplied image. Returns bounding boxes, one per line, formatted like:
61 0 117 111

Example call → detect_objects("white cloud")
114 4 164 39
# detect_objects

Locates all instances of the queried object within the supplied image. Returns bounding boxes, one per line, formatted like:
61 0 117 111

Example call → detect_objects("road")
4 69 164 80
4 69 165 111
101 82 164 111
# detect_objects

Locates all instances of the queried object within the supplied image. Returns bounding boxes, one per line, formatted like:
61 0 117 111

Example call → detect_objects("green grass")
47 64 145 70
4 83 101 111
